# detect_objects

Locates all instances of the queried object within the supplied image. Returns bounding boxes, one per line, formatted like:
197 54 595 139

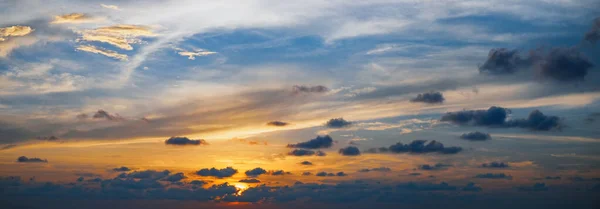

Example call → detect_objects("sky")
1 0 600 208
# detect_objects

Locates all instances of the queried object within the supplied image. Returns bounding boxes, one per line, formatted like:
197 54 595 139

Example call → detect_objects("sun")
234 183 248 195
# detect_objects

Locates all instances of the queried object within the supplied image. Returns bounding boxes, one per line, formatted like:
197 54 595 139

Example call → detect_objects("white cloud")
76 44 129 61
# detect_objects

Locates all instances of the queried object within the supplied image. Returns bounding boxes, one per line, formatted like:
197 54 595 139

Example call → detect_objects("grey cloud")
410 92 445 104
164 136 208 146
112 166 131 172
482 162 509 168
474 173 513 180
267 121 289 126
239 179 261 183
478 48 529 75
441 107 562 131
161 173 186 182
196 167 238 178
396 182 457 191
315 172 347 177
583 17 600 44
245 168 267 176
460 131 491 141
300 161 313 165
365 140 462 155
462 182 482 192
419 163 451 171
358 167 392 172
338 146 360 156
325 118 352 128
517 183 548 192
17 156 47 163
535 47 593 82
93 109 124 121
287 135 333 149
288 149 326 156
292 85 329 94
120 170 171 180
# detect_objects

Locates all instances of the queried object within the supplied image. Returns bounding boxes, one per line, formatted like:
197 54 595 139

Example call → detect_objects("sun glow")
234 183 248 196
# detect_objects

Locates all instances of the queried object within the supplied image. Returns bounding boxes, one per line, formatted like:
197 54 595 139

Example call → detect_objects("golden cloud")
51 13 101 24
78 25 155 50
0 26 34 38
178 51 217 60
76 44 128 61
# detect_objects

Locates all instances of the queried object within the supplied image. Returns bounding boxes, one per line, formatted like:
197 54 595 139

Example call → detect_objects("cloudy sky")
1 0 600 208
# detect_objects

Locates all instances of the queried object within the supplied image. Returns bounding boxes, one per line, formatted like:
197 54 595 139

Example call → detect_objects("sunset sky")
1 1 600 208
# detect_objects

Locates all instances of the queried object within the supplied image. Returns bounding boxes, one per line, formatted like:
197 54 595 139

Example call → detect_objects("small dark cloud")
460 131 491 141
288 149 326 156
517 183 548 192
442 107 561 131
77 177 84 182
339 146 360 156
584 17 600 44
475 173 513 180
302 172 312 176
1 144 17 150
196 167 238 178
239 178 261 183
76 113 89 120
245 168 267 176
287 135 333 149
462 182 483 192
397 182 457 191
316 171 346 177
112 166 131 172
16 156 47 163
300 161 313 165
266 121 289 126
270 170 291 176
545 176 561 180
92 109 124 121
36 136 59 141
535 47 593 82
358 167 392 172
482 162 509 168
161 172 186 182
120 170 171 179
409 172 421 176
410 92 445 104
478 48 529 75
292 85 329 94
419 163 451 171
190 180 209 185
164 136 208 145
365 140 462 155
325 118 352 128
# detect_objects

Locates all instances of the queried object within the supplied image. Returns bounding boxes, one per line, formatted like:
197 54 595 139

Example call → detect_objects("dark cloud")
239 179 261 183
409 172 422 176
482 162 509 168
462 182 483 192
396 182 457 191
315 171 347 177
164 136 208 145
189 180 209 185
161 173 186 182
112 166 131 172
358 167 392 172
419 163 451 171
302 172 312 176
474 173 513 180
517 183 548 192
325 118 352 128
287 135 333 149
410 92 445 104
76 113 88 120
583 17 600 44
478 48 529 75
442 107 561 131
245 168 267 176
120 170 171 180
300 161 313 165
545 176 561 180
535 47 593 82
16 156 47 163
288 149 326 156
92 109 124 121
266 121 289 126
339 146 360 156
365 140 462 155
270 170 291 176
460 131 491 141
1 144 17 150
292 85 329 94
196 167 238 178
36 136 59 141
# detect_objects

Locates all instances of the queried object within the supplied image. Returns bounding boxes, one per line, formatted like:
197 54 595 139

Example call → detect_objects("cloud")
92 109 125 121
338 146 360 156
396 182 457 191
441 106 561 131
78 25 154 50
270 170 291 175
517 183 548 191
196 167 238 178
51 13 100 24
100 4 120 10
176 48 217 60
474 173 513 180
325 118 352 128
266 121 289 126
36 136 59 141
478 48 529 74
482 162 510 168
316 171 347 177
534 47 593 82
358 167 392 172
119 170 171 180
504 110 562 131
460 131 491 141
161 172 186 182
76 45 128 61
410 92 445 104
462 182 483 192
419 163 451 171
0 25 34 38
239 179 261 183
287 135 333 149
292 85 329 94
112 166 132 172
583 17 600 44
164 136 208 145
292 149 326 157
245 168 267 176
365 140 462 155
300 161 313 165
16 156 47 163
